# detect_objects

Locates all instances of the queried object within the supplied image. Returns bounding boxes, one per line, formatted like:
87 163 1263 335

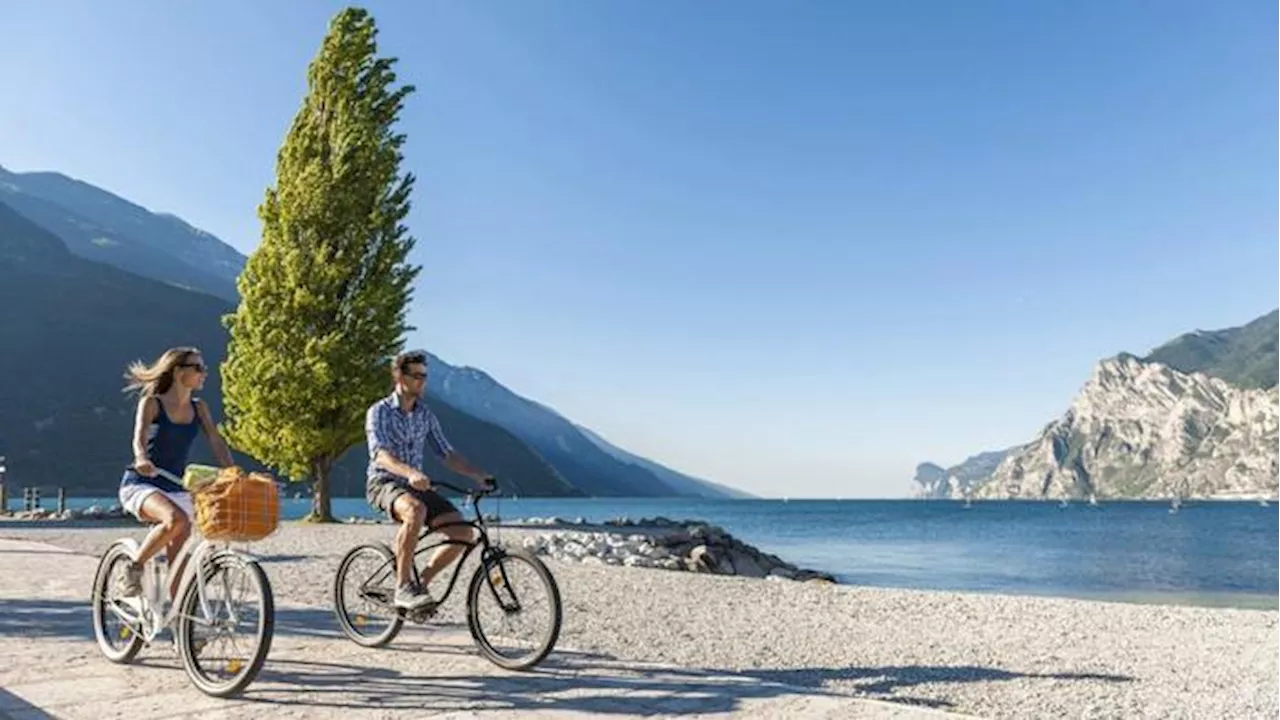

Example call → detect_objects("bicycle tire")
466 548 563 671
176 551 275 698
333 543 404 647
90 540 145 664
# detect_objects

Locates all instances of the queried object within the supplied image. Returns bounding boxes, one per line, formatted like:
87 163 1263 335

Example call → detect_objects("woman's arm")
132 396 159 474
196 401 236 467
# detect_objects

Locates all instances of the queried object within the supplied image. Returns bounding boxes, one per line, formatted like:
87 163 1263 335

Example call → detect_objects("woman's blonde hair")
123 346 202 397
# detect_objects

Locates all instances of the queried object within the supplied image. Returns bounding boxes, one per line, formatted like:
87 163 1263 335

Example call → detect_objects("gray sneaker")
394 582 435 610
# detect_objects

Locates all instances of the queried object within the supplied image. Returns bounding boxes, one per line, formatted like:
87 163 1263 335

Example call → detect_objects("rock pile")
518 517 837 584
344 516 386 524
3 505 128 521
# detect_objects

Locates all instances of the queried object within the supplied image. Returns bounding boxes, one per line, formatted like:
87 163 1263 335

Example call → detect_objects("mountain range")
0 164 749 500
915 311 1279 500
1 166 243 302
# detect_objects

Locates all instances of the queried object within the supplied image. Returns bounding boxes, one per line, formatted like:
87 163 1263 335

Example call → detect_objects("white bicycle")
89 467 275 697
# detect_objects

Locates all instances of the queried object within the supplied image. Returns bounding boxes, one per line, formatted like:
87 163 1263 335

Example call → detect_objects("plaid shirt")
365 392 455 483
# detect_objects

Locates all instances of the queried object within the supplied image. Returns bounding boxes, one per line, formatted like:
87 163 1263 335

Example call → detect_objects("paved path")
0 539 976 719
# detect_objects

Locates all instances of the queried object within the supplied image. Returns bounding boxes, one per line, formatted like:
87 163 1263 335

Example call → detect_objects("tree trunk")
308 456 337 523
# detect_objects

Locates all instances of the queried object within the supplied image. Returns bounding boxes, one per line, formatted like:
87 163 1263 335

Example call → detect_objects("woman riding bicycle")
116 346 234 600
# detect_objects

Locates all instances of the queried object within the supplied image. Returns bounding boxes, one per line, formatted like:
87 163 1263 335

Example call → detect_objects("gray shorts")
366 476 459 523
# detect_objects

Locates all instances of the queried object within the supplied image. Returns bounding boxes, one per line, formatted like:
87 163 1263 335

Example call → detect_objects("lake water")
11 495 1277 609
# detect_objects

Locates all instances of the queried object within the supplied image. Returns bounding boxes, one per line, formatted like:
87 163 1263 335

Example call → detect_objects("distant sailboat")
1088 493 1098 507
1169 497 1182 513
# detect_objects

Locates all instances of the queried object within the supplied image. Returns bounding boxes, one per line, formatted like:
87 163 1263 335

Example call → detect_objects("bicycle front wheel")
176 550 274 698
466 548 563 671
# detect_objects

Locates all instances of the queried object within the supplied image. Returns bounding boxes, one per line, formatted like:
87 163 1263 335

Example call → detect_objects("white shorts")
118 483 195 522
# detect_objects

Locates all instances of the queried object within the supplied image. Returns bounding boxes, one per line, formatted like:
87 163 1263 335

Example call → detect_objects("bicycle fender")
114 537 143 558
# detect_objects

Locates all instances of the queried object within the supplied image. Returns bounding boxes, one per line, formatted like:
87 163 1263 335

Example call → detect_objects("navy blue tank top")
120 396 203 493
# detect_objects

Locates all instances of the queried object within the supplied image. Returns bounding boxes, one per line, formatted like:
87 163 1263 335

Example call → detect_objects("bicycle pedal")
406 605 439 623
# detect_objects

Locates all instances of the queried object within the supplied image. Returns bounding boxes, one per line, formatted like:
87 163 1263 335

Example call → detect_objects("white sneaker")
116 560 143 597
394 582 436 610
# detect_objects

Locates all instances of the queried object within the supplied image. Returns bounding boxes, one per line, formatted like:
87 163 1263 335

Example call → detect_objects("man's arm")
374 450 428 483
426 411 494 487
445 451 493 485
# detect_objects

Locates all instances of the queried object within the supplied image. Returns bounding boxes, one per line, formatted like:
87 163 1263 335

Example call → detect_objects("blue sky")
2 0 1276 497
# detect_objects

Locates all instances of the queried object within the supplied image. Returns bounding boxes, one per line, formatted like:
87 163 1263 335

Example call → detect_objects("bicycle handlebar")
431 476 500 499
128 465 287 492
129 466 184 484
130 465 497 500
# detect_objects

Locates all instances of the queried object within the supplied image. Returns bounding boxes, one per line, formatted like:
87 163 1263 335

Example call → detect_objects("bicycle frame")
359 480 515 610
103 469 252 641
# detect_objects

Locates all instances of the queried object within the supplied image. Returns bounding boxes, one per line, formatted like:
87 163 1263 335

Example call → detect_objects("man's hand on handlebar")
478 475 498 493
408 470 432 491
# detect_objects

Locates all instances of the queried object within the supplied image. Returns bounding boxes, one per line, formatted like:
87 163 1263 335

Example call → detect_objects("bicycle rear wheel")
333 543 404 647
90 540 145 664
466 548 562 671
176 550 274 698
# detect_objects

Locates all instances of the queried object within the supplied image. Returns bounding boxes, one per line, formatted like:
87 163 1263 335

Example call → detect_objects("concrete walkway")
0 538 977 719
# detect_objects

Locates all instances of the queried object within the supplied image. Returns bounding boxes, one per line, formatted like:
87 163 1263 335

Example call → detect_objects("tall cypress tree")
221 6 420 522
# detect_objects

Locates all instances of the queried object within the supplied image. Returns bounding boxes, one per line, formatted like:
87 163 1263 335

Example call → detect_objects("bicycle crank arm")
405 605 440 624
106 599 147 637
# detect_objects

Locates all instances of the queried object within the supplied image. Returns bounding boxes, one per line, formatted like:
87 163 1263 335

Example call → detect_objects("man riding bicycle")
365 349 496 611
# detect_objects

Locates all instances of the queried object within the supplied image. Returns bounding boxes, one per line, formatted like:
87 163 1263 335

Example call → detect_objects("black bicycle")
332 478 563 671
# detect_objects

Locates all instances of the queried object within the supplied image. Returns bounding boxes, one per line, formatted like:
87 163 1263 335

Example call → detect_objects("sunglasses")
404 371 428 381
179 362 208 373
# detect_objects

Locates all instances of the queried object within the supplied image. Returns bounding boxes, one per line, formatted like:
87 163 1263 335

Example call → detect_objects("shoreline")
1 509 1275 612
0 516 1275 612
0 523 1274 719
7 494 1278 507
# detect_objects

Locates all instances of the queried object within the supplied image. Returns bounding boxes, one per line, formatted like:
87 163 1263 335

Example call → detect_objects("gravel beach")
1 520 1275 719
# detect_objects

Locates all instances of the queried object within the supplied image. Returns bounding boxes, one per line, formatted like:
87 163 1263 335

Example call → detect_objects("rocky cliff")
974 353 1279 500
913 449 1015 499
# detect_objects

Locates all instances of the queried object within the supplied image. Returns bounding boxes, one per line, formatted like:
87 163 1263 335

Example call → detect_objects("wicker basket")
194 466 281 542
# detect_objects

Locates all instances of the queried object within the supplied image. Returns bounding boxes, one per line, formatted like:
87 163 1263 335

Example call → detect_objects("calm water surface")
16 495 1277 609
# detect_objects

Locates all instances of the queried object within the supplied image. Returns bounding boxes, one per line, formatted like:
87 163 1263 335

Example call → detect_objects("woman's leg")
136 493 191 599
163 493 196 600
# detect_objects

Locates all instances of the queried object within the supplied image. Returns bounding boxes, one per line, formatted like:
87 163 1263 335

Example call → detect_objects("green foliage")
1143 310 1279 390
221 7 420 521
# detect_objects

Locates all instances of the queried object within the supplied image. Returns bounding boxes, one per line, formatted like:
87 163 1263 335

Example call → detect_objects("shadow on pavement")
0 597 1134 717
0 687 57 719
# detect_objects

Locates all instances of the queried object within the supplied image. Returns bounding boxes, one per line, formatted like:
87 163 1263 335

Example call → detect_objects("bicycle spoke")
104 561 137 631
334 544 403 646
92 542 147 665
468 551 561 669
178 554 272 696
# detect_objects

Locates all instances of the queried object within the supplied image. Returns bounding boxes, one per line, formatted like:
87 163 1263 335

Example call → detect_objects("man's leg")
389 493 434 609
420 508 479 587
